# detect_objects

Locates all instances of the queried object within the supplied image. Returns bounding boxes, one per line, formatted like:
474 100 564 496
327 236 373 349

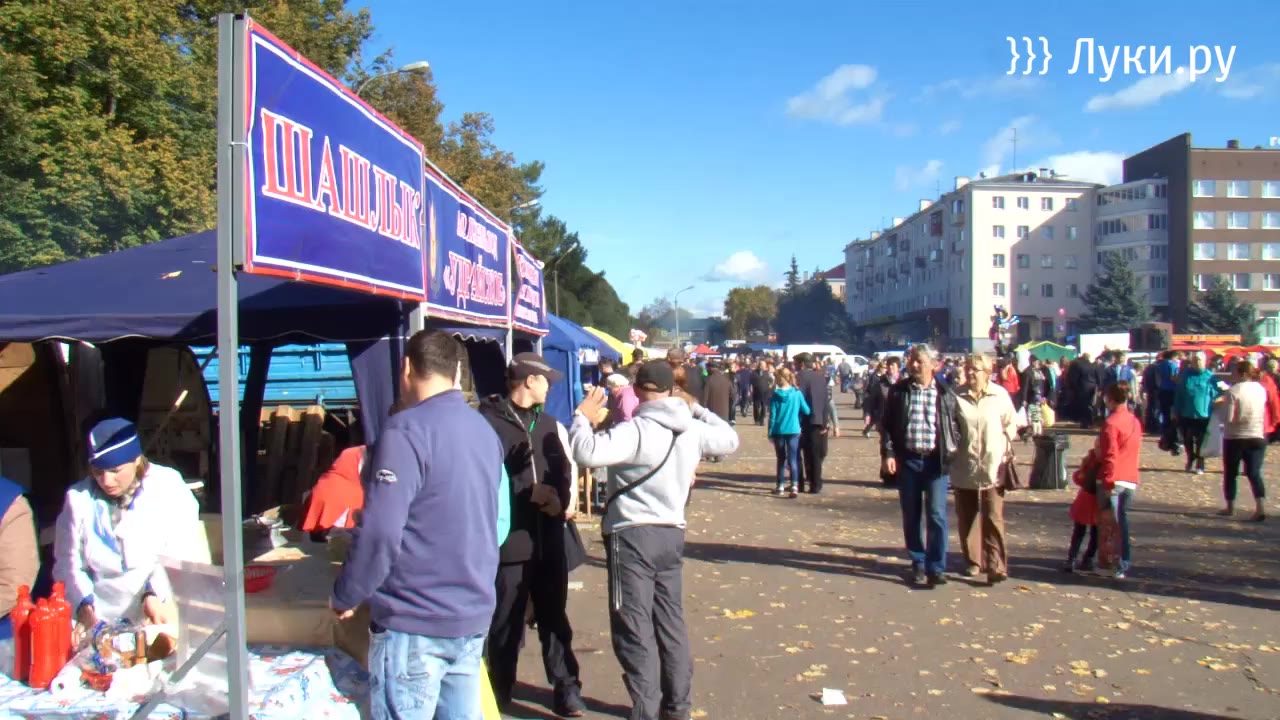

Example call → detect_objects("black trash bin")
1031 433 1070 489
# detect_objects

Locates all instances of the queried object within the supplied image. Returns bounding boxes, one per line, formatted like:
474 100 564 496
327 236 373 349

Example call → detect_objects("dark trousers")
1157 389 1176 434
1067 523 1098 564
798 425 828 493
1223 437 1267 501
753 393 771 425
1180 417 1210 466
606 526 692 720
737 388 750 416
488 559 580 703
1077 389 1098 428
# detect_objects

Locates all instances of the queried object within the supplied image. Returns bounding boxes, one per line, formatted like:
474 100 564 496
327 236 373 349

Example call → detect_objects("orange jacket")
1097 406 1142 486
301 445 365 531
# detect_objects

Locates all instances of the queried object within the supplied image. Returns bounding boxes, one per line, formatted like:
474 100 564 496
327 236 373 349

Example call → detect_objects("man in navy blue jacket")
332 330 505 720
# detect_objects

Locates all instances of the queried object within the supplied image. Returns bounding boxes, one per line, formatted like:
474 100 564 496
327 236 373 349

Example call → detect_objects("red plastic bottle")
50 583 72 663
10 585 34 682
28 600 60 690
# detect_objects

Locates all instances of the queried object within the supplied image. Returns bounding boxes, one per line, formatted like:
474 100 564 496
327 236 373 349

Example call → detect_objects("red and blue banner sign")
242 21 427 301
511 241 549 336
424 168 511 327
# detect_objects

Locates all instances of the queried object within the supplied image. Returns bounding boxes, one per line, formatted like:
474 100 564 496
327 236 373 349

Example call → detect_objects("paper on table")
49 662 82 697
820 688 848 706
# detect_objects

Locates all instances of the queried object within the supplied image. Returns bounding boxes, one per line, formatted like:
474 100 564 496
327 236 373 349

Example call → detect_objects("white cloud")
980 115 1057 172
682 296 727 319
918 75 1041 100
938 119 962 136
1219 63 1280 100
786 64 887 126
703 250 769 283
1027 151 1125 185
1085 67 1192 111
894 159 944 191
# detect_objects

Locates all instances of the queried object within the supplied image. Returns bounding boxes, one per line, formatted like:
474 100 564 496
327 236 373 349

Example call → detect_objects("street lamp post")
548 241 580 317
355 60 431 96
674 285 695 349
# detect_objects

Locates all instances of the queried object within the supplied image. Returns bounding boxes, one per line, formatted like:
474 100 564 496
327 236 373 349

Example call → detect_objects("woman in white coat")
55 418 209 632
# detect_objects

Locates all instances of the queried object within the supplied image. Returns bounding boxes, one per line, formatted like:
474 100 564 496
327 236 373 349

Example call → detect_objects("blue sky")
366 0 1280 318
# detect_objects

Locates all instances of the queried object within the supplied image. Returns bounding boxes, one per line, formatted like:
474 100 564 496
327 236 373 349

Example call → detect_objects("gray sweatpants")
606 525 692 720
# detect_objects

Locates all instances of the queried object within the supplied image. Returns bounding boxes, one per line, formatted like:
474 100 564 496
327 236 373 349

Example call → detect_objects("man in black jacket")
794 353 831 494
479 353 585 717
879 344 960 588
750 361 774 426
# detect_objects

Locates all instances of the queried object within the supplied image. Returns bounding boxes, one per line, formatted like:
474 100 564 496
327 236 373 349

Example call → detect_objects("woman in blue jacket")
769 367 811 498
1173 352 1220 474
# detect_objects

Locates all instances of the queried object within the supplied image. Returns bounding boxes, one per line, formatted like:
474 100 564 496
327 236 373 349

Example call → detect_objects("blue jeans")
897 453 949 575
773 435 800 489
1110 487 1134 571
368 628 486 720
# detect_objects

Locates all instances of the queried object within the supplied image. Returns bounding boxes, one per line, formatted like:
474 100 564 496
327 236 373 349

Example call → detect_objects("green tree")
723 285 777 338
1079 251 1151 332
776 280 851 347
784 255 802 295
1186 274 1262 344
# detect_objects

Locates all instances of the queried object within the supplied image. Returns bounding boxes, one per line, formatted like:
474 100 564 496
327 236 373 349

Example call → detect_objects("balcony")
950 212 966 226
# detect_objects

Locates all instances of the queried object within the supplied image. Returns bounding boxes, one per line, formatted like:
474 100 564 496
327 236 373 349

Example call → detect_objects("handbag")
997 450 1026 491
562 519 588 572
1041 402 1056 428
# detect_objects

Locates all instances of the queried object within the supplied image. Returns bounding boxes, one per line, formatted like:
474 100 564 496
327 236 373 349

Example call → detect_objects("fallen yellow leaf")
722 609 755 620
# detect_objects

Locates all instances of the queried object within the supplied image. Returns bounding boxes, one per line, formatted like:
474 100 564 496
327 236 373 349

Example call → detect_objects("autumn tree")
723 285 777 338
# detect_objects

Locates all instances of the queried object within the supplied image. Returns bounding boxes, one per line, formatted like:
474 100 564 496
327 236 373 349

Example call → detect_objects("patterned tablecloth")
0 646 370 720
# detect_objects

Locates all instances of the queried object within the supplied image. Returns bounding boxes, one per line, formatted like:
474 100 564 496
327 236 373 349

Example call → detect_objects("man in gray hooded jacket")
569 360 739 720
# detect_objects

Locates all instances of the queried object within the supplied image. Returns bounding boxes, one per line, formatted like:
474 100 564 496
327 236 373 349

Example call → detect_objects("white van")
785 344 846 361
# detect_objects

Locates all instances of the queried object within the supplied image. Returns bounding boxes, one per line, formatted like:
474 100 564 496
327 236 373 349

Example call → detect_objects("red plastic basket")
243 565 277 593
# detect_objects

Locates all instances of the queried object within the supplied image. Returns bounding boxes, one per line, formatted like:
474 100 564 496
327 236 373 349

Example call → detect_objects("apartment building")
846 171 1100 351
1094 178 1171 318
1124 134 1280 341
818 263 847 300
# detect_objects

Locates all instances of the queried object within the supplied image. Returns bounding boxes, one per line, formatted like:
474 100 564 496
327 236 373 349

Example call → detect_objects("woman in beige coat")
951 353 1018 584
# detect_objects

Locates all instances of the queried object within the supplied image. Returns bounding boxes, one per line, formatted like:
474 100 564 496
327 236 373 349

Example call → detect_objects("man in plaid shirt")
879 344 960 588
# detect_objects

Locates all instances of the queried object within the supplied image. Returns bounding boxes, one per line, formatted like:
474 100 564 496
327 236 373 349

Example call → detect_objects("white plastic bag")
1014 406 1029 430
1203 410 1225 459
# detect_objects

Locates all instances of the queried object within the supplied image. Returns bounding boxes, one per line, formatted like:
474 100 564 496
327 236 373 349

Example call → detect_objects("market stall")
542 315 617 424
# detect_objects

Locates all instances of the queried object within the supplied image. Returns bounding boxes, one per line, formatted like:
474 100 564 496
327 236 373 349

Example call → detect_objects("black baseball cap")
635 360 675 392
508 352 564 384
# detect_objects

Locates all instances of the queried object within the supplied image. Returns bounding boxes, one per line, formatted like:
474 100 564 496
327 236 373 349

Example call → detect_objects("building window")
1194 211 1217 229
1264 243 1280 260
1068 283 1080 298
1264 313 1280 340
1193 180 1216 197
1228 242 1251 260
1234 273 1251 290
1148 214 1168 230
1017 225 1029 238
992 196 1005 209
1040 319 1054 338
1264 212 1280 229
1016 254 1030 268
1019 282 1030 297
1229 211 1251 229
1266 274 1280 290
1067 225 1078 241
993 282 1006 297
1041 226 1055 241
1151 274 1168 290
1228 180 1251 198
1194 273 1208 291
1193 243 1217 260
1264 181 1280 198
1066 198 1079 211
993 253 1006 268
1064 254 1078 269
1040 254 1054 268
993 225 1006 238
1017 196 1030 209
1041 197 1054 211
1150 245 1168 260
1041 284 1054 297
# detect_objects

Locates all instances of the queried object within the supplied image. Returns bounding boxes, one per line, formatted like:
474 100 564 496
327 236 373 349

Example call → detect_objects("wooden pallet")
253 404 335 513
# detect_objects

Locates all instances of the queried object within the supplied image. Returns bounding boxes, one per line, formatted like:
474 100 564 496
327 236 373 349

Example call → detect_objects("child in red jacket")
1062 448 1100 573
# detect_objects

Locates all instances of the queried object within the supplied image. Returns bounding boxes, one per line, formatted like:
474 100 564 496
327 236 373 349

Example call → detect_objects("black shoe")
1061 560 1075 573
554 686 586 718
927 573 949 587
910 566 928 587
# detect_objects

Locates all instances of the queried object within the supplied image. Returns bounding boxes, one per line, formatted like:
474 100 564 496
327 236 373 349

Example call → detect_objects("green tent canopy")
1015 341 1078 362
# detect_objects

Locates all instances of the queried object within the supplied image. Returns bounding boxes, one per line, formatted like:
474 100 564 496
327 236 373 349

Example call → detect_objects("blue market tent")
542 314 619 424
